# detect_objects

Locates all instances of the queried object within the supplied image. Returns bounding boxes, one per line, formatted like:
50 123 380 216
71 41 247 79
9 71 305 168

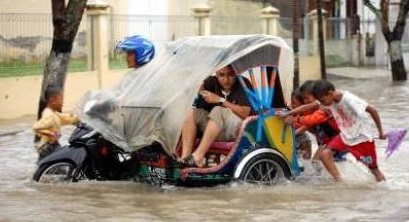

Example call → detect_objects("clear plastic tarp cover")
76 35 294 154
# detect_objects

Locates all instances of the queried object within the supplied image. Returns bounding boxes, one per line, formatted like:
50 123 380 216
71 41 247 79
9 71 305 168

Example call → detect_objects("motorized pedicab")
34 34 300 186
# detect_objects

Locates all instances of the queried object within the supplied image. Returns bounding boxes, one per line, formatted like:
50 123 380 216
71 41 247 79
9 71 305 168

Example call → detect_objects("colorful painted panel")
263 115 294 164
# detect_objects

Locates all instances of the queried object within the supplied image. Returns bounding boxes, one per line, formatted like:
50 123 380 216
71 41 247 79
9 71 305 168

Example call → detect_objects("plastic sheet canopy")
75 35 294 154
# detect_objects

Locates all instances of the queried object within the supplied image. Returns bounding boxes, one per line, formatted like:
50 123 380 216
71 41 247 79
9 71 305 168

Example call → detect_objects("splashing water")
0 76 409 221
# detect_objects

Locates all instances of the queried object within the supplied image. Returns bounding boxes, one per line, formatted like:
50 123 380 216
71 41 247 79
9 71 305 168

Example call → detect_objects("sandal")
179 154 198 168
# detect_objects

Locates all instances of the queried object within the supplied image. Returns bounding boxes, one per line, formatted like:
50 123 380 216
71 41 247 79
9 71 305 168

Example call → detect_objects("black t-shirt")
192 75 252 112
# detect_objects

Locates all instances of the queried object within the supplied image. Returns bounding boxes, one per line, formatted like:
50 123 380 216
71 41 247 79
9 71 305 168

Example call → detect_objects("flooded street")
1 75 409 221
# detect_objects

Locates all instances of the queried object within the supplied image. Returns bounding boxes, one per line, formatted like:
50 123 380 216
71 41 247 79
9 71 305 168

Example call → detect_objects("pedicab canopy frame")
77 35 294 156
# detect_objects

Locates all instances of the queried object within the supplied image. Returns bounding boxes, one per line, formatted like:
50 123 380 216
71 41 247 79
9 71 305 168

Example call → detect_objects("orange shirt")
296 109 340 145
298 109 329 127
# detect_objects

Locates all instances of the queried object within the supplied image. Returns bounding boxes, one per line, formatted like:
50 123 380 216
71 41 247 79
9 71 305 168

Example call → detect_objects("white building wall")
374 0 409 69
127 0 169 40
128 0 169 15
358 0 378 34
339 0 347 39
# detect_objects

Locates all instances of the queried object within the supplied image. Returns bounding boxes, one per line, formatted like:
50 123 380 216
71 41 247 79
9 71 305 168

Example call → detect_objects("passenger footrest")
205 141 235 167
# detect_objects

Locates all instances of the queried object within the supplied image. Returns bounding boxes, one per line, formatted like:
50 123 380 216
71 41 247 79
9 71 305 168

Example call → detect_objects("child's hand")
43 131 60 140
378 132 387 140
283 115 296 125
50 132 61 140
46 132 60 139
276 110 288 118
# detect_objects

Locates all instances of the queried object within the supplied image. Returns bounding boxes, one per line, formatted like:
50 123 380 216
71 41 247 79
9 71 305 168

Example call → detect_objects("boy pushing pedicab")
280 79 386 182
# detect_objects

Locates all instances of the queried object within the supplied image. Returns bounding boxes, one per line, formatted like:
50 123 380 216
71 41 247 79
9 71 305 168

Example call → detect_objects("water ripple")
0 77 409 221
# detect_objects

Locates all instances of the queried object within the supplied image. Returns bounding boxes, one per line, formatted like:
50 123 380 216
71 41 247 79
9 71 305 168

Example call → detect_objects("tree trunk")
363 0 408 81
388 40 407 81
317 0 327 79
37 0 87 119
37 50 72 117
293 0 300 89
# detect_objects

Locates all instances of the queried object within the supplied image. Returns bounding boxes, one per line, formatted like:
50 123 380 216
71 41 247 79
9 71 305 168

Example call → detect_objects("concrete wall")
0 69 128 119
0 55 320 119
325 39 375 67
0 0 322 119
0 0 129 14
1 0 49 13
0 1 128 63
325 39 351 67
300 56 321 82
170 0 264 36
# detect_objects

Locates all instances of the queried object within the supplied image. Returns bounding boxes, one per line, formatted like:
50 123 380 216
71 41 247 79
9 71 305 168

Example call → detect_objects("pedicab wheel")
238 153 291 186
33 161 86 184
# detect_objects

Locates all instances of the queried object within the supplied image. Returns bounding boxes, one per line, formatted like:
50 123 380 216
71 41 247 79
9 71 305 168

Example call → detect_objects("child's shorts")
296 132 311 148
327 135 378 169
38 142 61 162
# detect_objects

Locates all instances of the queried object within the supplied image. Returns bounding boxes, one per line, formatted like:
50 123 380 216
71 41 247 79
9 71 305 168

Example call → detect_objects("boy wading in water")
289 88 312 160
33 87 79 161
281 80 386 182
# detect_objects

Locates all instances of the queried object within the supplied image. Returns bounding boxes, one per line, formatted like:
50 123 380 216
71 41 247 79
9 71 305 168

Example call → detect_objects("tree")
37 0 88 119
293 0 301 89
364 0 408 81
317 0 327 79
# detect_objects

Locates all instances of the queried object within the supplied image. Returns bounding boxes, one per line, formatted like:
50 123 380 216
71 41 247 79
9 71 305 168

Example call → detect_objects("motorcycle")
33 122 181 186
33 35 300 187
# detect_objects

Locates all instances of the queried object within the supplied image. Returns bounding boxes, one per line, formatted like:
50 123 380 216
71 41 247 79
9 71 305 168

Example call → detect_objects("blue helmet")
115 35 155 65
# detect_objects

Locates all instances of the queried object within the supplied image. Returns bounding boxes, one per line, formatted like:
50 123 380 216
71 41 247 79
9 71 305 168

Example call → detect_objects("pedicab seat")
208 141 235 155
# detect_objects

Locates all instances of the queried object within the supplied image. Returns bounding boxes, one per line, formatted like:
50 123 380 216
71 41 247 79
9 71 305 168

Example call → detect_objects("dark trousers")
38 142 61 162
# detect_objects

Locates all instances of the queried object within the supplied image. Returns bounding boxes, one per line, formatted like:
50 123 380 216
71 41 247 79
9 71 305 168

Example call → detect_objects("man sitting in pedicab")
179 65 253 168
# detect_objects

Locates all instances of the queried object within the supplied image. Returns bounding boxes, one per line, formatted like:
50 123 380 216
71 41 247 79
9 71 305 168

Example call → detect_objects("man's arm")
221 102 251 119
366 104 385 139
200 90 251 119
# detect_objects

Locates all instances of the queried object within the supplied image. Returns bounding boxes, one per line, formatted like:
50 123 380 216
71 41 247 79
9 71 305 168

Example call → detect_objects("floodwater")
1 75 409 221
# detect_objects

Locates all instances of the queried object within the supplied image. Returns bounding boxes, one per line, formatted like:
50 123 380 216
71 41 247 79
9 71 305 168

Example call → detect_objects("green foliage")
109 58 127 70
0 59 86 77
0 59 127 78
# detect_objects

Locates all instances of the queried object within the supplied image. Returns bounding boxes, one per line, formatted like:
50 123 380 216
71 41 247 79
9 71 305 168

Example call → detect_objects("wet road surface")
0 75 408 221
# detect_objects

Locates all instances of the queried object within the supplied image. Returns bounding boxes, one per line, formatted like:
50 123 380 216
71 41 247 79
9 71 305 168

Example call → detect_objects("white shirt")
329 90 374 145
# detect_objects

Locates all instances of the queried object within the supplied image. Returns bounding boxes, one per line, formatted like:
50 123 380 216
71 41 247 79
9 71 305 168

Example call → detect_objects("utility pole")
317 0 327 79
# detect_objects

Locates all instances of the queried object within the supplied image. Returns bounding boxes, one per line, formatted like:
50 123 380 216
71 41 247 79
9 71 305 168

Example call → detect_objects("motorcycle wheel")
238 153 291 186
33 161 86 183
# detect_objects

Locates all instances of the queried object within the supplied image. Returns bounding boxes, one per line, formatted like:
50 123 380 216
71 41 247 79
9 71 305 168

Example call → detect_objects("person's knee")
208 107 225 129
205 119 221 131
209 106 223 116
193 108 210 129
187 109 196 120
182 112 194 129
319 148 332 160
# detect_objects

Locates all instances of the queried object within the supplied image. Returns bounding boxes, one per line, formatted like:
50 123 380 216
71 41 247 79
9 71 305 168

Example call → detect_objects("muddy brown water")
0 75 408 221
